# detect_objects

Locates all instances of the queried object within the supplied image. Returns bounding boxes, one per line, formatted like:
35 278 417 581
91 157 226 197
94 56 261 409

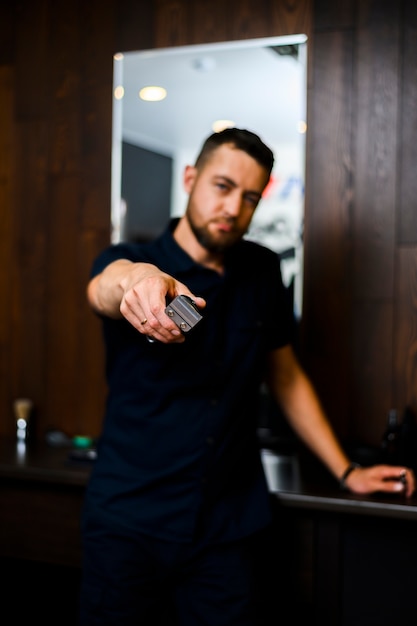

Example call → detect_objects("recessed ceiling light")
139 86 167 102
212 119 235 133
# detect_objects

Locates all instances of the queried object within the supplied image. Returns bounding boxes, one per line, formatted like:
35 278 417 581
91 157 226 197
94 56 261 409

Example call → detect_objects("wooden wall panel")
270 0 312 35
302 29 354 437
394 249 417 411
350 0 401 442
14 0 49 120
44 0 83 428
397 1 417 244
0 67 15 430
6 3 51 436
351 300 393 443
0 3 15 65
313 0 355 31
353 0 401 300
154 0 311 49
114 0 155 54
12 121 49 419
44 176 83 430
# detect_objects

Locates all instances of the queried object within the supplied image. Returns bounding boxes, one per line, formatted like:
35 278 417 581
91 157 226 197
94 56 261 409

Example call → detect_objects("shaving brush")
13 398 33 440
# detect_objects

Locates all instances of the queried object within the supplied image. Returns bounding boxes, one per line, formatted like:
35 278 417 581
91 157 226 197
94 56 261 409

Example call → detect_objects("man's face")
183 143 270 253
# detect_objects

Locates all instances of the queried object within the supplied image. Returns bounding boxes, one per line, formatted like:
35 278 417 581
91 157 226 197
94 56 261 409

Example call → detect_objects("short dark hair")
194 127 274 176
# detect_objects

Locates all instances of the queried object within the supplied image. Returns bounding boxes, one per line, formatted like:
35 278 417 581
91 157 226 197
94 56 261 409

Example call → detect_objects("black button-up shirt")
84 220 294 543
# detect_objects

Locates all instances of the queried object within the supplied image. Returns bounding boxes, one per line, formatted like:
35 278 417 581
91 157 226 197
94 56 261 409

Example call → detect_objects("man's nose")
224 192 243 217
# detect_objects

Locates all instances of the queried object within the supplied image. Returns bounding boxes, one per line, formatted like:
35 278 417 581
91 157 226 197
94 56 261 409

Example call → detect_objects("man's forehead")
204 144 268 184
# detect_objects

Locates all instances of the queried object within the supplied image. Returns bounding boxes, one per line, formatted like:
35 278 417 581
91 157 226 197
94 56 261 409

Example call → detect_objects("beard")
186 213 243 254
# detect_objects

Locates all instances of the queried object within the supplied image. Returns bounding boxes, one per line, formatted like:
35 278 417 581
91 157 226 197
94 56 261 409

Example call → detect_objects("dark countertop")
261 448 417 521
1 437 417 520
0 437 92 486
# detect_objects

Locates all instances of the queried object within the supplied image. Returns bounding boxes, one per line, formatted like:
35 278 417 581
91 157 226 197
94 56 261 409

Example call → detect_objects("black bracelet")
339 462 361 490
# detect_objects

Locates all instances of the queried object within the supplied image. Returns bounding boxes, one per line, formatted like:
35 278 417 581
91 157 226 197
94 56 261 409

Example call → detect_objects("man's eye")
244 195 259 207
216 183 229 192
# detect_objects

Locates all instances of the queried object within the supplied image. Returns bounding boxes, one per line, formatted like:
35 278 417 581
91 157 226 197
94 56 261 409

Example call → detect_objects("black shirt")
84 220 294 543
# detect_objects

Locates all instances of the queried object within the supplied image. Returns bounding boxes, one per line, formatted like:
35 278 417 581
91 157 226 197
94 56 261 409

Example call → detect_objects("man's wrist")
339 462 361 490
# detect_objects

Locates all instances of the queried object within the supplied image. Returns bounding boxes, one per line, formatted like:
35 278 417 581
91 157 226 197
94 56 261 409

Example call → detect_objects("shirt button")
206 437 215 445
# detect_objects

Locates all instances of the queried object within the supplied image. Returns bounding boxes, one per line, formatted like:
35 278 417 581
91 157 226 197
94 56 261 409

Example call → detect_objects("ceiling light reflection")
212 119 235 133
139 86 167 102
114 86 124 100
297 120 307 134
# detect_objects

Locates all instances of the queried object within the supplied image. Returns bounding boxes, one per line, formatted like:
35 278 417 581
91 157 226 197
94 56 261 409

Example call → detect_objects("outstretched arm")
87 259 206 344
266 345 415 497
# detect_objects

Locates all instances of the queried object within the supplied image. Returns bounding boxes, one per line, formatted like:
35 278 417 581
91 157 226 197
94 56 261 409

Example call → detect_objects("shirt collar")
157 217 245 275
157 218 197 273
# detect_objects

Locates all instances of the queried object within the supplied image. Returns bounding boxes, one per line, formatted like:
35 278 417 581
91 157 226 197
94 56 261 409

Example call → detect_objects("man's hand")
344 464 416 498
120 264 205 343
87 259 206 344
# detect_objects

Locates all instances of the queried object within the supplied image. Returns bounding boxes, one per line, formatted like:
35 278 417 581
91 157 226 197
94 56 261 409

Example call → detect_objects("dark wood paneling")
353 0 401 300
351 300 393 443
397 0 417 244
394 249 417 412
0 3 16 65
14 0 49 120
12 120 49 411
115 0 155 53
0 66 15 429
302 29 354 437
348 0 401 442
310 0 356 31
154 0 311 48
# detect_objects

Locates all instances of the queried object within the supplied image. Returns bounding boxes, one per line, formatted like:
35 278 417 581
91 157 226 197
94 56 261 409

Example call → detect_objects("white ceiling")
114 34 308 159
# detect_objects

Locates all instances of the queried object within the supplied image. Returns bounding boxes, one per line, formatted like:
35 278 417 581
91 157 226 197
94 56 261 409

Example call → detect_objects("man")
79 128 415 625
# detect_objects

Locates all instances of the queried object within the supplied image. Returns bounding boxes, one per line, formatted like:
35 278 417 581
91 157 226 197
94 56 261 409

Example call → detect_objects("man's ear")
183 165 197 193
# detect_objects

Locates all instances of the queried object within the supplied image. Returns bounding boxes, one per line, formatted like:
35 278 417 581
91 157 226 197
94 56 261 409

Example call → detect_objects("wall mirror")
111 34 307 318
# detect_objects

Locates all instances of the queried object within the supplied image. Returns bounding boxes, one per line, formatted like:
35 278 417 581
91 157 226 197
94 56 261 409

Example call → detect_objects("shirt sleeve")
243 241 296 351
268 253 297 350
